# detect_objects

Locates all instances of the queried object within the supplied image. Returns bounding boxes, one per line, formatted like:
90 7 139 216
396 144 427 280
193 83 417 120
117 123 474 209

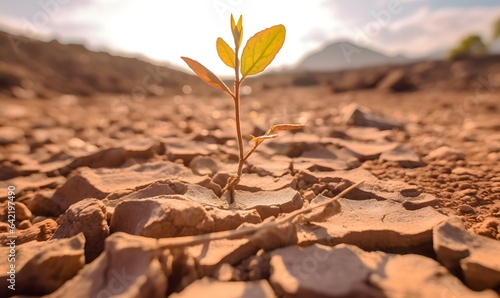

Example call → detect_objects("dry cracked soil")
0 60 500 297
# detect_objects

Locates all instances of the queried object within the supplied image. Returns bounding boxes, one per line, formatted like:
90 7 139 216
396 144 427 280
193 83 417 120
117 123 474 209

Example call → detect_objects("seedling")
181 15 304 203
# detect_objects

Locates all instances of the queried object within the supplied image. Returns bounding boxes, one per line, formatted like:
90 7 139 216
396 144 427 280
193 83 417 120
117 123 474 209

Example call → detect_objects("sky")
0 0 499 77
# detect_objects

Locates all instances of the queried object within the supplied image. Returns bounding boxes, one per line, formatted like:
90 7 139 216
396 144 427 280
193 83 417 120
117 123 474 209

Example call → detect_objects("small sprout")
230 14 243 49
182 14 304 203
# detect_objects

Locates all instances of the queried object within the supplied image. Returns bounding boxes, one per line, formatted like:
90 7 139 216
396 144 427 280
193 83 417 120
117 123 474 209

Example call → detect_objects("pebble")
405 172 417 178
459 204 475 214
0 126 24 145
452 167 481 176
17 219 32 229
458 183 474 190
15 202 32 221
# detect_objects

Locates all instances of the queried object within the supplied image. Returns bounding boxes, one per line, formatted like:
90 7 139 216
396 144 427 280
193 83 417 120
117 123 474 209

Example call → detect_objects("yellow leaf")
231 14 236 31
270 123 306 132
181 57 233 96
216 38 235 68
236 15 243 47
241 24 285 78
231 14 243 49
237 15 243 31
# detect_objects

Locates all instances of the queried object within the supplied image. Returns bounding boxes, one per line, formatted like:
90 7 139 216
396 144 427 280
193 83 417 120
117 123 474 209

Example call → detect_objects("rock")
18 189 60 216
246 153 291 177
189 155 218 176
246 220 299 253
3 104 28 119
0 173 64 200
162 137 213 164
209 208 262 231
433 217 500 290
108 180 225 209
263 133 321 157
187 238 257 276
337 139 400 160
426 146 465 160
297 168 426 205
344 127 392 142
15 202 32 221
298 198 448 251
51 198 109 262
292 147 360 172
340 103 405 130
55 137 162 175
18 219 31 229
0 233 85 297
227 188 303 219
0 201 31 221
0 218 58 245
330 71 385 93
370 252 497 298
237 174 296 192
46 232 168 298
171 277 276 298
182 183 227 207
50 161 201 215
111 180 180 202
269 244 379 297
377 69 415 92
111 196 215 237
269 244 496 298
0 163 25 180
402 193 438 210
458 204 475 214
0 126 24 145
472 218 500 240
379 145 423 167
183 184 227 208
452 167 482 176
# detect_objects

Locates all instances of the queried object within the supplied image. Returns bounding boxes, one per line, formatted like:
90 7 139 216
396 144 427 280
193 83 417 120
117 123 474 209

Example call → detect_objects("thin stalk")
228 45 244 203
233 85 244 177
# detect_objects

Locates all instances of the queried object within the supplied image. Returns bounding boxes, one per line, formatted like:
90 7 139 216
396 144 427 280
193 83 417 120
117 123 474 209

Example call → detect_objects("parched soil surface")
0 81 499 297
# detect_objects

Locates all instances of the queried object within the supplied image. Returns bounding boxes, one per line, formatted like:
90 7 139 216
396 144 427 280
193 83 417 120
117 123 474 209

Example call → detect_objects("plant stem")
234 85 244 178
228 46 244 203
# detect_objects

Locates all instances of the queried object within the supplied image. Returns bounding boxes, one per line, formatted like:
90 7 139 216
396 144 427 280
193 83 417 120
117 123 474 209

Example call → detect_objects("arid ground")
0 31 499 297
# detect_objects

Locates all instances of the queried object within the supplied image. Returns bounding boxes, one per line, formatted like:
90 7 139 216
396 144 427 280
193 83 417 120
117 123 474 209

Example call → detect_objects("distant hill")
294 41 411 72
420 48 447 61
0 31 209 98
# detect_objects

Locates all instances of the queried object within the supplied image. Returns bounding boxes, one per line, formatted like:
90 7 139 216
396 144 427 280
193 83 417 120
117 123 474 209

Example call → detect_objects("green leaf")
181 57 233 96
216 38 235 68
241 24 285 78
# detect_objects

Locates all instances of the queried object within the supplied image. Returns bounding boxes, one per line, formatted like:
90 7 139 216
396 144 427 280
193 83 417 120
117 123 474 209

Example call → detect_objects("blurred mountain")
294 41 412 71
0 31 208 98
421 47 447 61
